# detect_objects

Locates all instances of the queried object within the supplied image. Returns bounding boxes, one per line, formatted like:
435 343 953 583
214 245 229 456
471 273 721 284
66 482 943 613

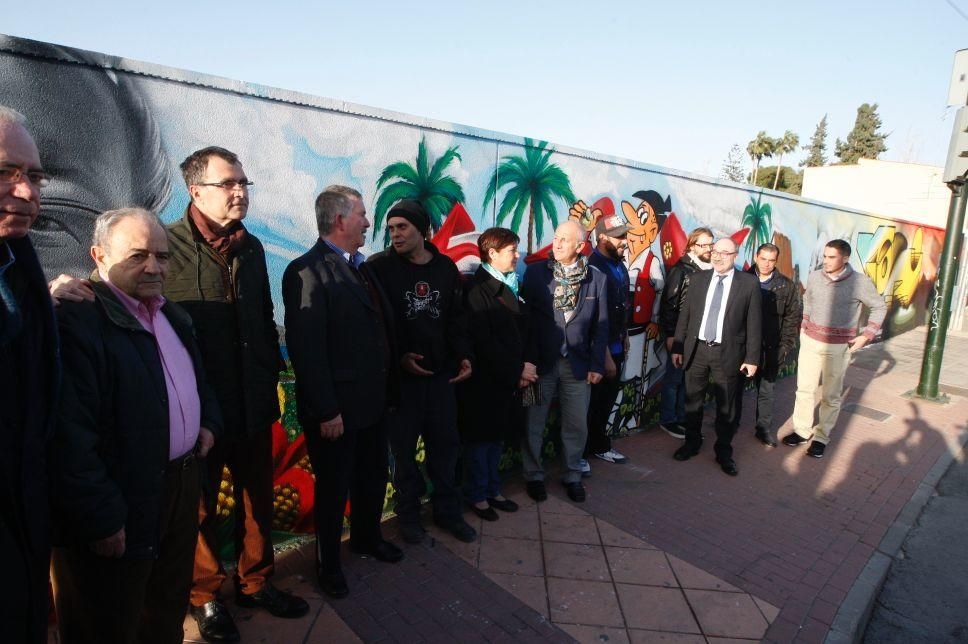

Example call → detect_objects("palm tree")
481 138 575 254
772 130 800 190
372 135 465 243
741 193 772 262
746 132 775 186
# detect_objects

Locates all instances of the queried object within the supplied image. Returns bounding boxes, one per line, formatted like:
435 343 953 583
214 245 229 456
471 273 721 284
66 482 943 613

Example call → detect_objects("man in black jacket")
51 208 223 644
283 185 403 599
366 200 476 544
167 147 307 642
0 106 60 644
736 243 802 447
657 227 712 439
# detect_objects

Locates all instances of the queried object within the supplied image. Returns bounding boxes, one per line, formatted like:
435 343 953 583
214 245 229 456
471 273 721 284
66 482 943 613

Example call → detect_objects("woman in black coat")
458 228 536 521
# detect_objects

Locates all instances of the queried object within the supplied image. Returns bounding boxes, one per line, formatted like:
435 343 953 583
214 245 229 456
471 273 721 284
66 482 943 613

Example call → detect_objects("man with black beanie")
366 200 477 544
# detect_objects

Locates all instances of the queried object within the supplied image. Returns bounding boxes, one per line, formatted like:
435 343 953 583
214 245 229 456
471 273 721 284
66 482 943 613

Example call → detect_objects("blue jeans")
463 442 503 503
659 358 686 425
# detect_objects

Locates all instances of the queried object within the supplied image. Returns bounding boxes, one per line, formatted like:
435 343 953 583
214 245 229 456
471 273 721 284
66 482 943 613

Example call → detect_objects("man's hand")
739 363 758 377
604 353 617 380
91 527 126 558
195 427 215 457
847 335 870 352
449 359 472 384
645 322 659 340
587 371 604 385
672 353 683 368
48 274 94 305
401 353 434 376
520 362 538 383
320 414 345 441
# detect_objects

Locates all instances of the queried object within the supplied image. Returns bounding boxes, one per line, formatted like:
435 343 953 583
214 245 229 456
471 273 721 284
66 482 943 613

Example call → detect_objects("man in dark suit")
521 220 609 503
282 185 403 600
671 237 761 476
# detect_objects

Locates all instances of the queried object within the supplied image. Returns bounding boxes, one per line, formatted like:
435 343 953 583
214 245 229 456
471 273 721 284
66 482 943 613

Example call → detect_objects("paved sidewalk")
160 325 965 643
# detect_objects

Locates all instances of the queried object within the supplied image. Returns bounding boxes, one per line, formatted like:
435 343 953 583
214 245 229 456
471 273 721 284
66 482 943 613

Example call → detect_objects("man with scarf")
166 147 307 643
521 220 608 503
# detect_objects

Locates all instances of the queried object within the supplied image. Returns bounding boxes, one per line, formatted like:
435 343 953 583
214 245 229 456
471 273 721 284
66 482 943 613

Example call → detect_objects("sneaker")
782 433 810 447
594 449 628 464
806 441 826 458
659 423 686 439
579 458 592 478
526 480 547 502
565 481 586 502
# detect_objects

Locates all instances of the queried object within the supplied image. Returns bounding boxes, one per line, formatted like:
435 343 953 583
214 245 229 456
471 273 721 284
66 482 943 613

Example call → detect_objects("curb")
824 430 968 643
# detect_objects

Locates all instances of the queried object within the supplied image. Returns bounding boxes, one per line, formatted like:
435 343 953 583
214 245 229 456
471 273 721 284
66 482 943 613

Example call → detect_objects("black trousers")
304 419 389 575
585 351 624 456
1 512 47 644
388 374 462 525
683 343 741 461
734 348 779 434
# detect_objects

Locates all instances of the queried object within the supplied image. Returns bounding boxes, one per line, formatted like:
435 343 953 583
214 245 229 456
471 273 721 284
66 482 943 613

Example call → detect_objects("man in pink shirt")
50 207 222 644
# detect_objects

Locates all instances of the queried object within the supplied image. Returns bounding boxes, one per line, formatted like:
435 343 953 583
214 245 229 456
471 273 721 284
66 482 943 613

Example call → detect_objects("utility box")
948 49 968 106
943 105 968 183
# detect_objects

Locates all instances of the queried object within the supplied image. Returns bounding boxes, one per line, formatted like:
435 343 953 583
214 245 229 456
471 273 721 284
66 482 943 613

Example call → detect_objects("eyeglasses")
0 165 50 188
710 250 737 257
695 243 713 248
195 179 254 191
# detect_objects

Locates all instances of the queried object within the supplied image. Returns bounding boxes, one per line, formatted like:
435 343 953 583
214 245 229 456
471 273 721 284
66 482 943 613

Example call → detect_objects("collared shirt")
698 267 735 343
323 238 365 269
101 274 201 460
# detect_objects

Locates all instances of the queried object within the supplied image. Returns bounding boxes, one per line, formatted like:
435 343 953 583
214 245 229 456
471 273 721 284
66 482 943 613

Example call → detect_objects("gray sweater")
801 264 886 344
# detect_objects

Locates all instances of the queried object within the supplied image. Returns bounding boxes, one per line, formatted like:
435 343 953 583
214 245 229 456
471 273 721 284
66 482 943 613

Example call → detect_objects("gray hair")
93 207 163 250
314 185 362 236
0 105 27 127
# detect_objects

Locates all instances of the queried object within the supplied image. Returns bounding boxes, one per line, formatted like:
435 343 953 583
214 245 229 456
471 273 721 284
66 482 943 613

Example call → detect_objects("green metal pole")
915 178 968 400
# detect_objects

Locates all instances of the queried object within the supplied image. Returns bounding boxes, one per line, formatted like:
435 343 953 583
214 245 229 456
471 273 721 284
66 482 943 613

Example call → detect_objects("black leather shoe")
236 581 310 618
351 540 404 563
782 432 810 446
470 504 499 521
435 518 478 542
399 522 426 544
673 444 700 461
565 481 586 502
487 497 519 512
717 458 739 476
317 569 349 599
526 481 547 502
806 441 826 458
755 428 778 447
191 600 240 643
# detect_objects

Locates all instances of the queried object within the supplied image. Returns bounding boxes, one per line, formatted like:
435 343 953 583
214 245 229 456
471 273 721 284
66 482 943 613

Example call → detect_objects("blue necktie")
703 275 726 343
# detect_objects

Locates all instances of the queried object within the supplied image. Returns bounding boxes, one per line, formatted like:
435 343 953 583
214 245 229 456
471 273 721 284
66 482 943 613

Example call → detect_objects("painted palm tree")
741 193 773 262
482 138 576 254
372 135 465 243
746 131 775 186
772 130 800 190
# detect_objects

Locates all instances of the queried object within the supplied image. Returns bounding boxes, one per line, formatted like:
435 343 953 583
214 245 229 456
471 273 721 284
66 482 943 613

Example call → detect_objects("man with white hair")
0 105 59 644
671 237 761 477
521 219 608 502
50 207 222 644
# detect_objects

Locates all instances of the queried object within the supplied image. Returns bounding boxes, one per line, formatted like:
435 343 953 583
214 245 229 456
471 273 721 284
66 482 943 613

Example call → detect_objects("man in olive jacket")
51 208 222 644
166 147 307 642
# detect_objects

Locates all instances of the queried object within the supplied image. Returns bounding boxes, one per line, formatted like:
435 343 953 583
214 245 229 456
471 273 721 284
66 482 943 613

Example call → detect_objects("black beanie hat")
387 199 431 235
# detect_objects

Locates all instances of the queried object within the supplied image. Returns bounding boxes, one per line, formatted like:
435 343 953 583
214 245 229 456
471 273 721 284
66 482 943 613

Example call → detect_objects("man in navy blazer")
671 237 761 476
521 220 608 503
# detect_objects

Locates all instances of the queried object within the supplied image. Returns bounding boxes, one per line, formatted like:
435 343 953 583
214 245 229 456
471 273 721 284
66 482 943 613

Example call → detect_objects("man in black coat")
671 238 761 476
0 106 59 644
736 243 802 447
282 185 403 599
51 208 223 644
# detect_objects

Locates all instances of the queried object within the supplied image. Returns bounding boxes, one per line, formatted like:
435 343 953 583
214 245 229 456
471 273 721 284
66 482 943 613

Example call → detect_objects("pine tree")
835 103 888 164
720 144 746 183
800 115 828 167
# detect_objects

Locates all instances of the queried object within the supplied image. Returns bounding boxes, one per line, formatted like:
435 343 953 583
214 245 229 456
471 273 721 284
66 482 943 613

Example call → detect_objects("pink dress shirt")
102 276 201 460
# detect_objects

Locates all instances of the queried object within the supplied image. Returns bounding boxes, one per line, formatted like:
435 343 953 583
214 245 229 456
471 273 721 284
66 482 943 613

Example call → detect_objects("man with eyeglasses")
670 238 761 476
658 227 713 439
166 147 308 642
0 105 59 644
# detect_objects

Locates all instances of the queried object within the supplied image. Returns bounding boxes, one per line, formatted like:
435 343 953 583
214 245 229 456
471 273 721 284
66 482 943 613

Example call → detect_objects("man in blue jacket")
521 220 608 503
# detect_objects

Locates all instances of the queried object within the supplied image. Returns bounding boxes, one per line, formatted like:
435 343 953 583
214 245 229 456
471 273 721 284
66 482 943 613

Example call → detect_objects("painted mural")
0 35 946 538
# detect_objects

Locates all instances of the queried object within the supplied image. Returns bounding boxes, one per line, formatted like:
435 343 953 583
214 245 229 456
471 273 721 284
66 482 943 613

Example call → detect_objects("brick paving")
51 325 955 644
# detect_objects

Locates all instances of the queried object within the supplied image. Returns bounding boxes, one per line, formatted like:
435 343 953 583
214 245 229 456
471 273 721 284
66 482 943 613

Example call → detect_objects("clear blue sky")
4 0 966 177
